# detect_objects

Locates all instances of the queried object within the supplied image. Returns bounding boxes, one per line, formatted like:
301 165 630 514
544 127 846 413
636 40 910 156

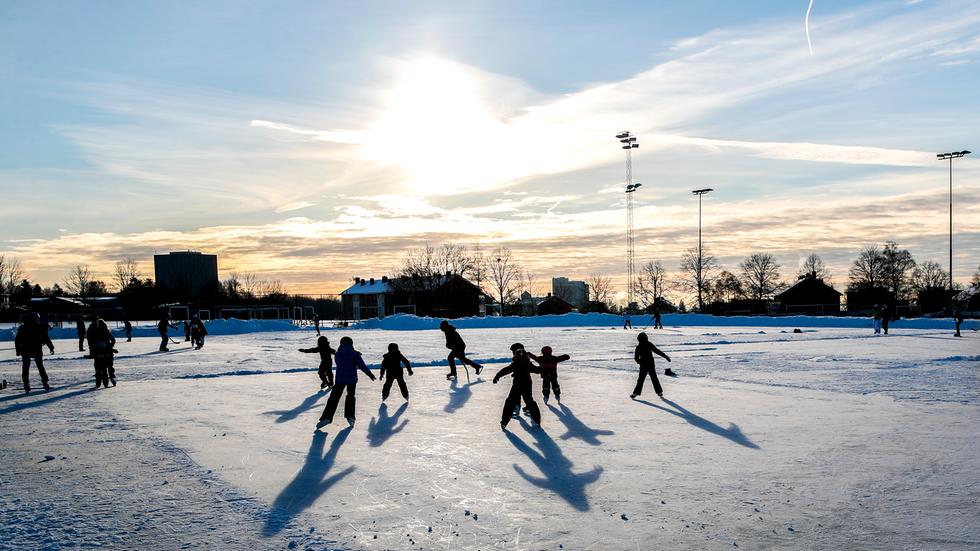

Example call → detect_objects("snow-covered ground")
1 325 978 550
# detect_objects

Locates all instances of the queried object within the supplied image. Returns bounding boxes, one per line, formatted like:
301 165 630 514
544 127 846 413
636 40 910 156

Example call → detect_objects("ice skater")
872 305 882 335
380 343 413 402
528 346 570 404
313 312 321 336
493 343 542 430
623 312 632 329
124 319 133 342
76 318 86 352
881 304 891 335
15 313 54 393
190 315 208 349
157 313 173 351
299 336 336 389
631 332 671 399
316 336 376 429
440 320 483 380
653 308 663 329
87 318 117 388
954 309 965 337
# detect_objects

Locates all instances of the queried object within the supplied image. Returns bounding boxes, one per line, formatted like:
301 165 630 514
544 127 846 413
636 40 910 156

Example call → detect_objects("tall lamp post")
691 188 713 310
936 150 971 310
616 131 640 310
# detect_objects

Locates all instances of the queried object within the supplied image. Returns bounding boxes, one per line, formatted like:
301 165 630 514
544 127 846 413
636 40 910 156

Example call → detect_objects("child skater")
380 343 413 402
316 336 375 429
299 336 336 390
87 318 117 388
493 343 542 430
528 346 570 404
440 320 484 380
631 332 671 399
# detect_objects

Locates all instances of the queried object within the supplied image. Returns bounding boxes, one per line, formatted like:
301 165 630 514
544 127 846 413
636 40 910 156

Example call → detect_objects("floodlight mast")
936 150 971 310
617 131 641 309
691 188 714 311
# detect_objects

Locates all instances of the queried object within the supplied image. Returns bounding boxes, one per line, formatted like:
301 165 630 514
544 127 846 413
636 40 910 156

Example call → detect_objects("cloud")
274 201 318 214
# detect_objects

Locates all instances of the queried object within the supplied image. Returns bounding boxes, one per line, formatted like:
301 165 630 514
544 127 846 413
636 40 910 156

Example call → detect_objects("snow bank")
353 312 977 331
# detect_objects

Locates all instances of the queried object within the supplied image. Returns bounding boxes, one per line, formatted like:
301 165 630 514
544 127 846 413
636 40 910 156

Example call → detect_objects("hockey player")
528 346 570 403
15 313 54 393
631 332 671 399
440 320 483 380
76 318 86 352
87 318 117 388
380 343 413 402
190 315 208 349
123 319 133 342
316 336 376 429
493 343 542 430
313 313 321 336
299 336 336 389
157 313 172 351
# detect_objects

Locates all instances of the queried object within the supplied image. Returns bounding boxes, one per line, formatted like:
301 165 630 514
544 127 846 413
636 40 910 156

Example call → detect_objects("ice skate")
347 418 356 428
315 418 331 430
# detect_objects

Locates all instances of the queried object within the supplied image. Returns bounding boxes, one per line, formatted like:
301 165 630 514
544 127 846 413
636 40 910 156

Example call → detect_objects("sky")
1 0 979 298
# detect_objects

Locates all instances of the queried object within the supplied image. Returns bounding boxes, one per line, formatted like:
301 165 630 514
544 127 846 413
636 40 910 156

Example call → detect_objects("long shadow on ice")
505 418 603 512
367 402 408 447
547 403 614 446
635 397 759 449
262 427 355 536
444 378 483 413
263 391 325 423
0 387 95 415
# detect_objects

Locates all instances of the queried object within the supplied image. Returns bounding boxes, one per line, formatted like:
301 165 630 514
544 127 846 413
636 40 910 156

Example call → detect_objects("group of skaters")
302 319 675 432
14 313 120 393
156 312 208 351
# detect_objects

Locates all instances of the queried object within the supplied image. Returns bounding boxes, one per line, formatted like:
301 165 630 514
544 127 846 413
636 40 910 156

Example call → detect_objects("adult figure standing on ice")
15 313 54 393
954 308 965 337
313 312 321 336
872 304 882 335
623 312 632 329
157 312 172 351
631 332 670 399
440 320 483 380
87 318 116 388
881 304 892 335
380 343 413 402
493 343 542 430
123 318 133 342
76 318 86 352
653 308 663 329
316 336 376 429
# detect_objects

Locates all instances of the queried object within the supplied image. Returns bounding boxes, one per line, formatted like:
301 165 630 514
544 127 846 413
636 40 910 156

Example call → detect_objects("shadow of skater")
367 402 408 447
444 378 483 413
547 403 614 446
504 418 603 511
635 397 760 449
0 387 95 416
262 427 355 535
263 391 325 423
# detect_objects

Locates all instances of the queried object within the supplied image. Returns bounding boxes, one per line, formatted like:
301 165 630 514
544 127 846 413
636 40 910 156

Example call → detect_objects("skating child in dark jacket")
493 343 542 430
299 336 336 389
440 320 483 380
380 343 413 402
528 346 570 403
87 318 117 388
631 332 671 399
316 336 375 429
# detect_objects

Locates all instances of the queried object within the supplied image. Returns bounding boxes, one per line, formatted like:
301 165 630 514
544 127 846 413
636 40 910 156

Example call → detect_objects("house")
341 274 490 320
552 277 589 309
536 294 574 316
776 272 842 315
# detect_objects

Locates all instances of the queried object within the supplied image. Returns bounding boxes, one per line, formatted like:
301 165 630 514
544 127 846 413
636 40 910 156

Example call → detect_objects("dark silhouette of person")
300 336 336 389
380 343 413 402
653 309 663 329
157 313 171 351
631 332 671 399
183 320 191 342
313 313 321 336
528 346 570 404
881 303 891 335
190 315 207 349
954 309 965 337
15 313 54 393
493 343 542 430
123 319 132 342
76 318 86 352
87 318 116 388
622 312 632 329
317 336 375 429
440 320 483 380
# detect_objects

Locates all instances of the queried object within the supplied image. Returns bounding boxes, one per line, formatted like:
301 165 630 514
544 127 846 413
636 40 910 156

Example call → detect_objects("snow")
1 325 978 549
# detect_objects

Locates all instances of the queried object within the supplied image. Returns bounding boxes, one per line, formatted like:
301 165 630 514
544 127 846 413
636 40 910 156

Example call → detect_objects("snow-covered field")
1 324 978 550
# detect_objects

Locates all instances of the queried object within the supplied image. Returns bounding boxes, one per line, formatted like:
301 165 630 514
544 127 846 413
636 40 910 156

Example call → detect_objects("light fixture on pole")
936 150 970 310
691 188 713 310
617 131 640 309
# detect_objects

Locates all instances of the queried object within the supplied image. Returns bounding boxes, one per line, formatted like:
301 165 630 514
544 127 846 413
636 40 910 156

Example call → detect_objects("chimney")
382 276 388 282
369 278 375 285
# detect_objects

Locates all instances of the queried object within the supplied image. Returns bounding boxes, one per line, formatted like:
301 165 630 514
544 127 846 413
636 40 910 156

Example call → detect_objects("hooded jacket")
493 354 540 385
333 343 375 385
15 322 54 357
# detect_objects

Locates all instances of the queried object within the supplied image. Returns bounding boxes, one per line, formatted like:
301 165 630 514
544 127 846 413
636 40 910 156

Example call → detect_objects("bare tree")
64 264 94 296
678 246 719 311
636 261 667 308
517 269 539 297
0 254 26 294
399 244 438 279
486 246 521 311
848 245 887 291
257 278 286 297
113 258 142 291
799 253 831 281
713 270 744 303
437 242 475 277
911 261 949 292
587 273 613 308
880 241 916 299
972 264 980 288
740 253 783 301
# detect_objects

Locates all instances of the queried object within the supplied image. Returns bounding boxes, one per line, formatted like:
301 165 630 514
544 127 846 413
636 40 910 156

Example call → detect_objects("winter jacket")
300 342 336 366
157 319 169 336
493 355 540 386
76 320 86 337
191 319 208 336
380 352 412 378
634 341 669 367
333 344 375 385
87 325 116 359
15 323 54 357
442 324 465 351
528 352 569 373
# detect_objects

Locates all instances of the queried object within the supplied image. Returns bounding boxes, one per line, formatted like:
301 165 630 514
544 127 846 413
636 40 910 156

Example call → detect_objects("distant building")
536 293 574 316
341 274 490 320
154 251 219 300
552 277 588 309
776 272 842 315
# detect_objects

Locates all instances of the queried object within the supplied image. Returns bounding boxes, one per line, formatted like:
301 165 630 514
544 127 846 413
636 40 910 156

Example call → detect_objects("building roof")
776 274 841 301
341 278 393 295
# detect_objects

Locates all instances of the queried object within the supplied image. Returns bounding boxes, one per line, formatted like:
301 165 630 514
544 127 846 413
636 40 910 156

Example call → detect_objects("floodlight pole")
616 131 640 310
691 188 713 310
937 150 971 310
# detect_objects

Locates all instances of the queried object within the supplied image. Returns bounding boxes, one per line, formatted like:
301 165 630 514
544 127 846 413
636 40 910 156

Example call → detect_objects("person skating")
299 336 336 389
882 304 891 335
872 305 882 335
316 336 376 429
653 308 663 329
493 343 542 430
124 319 133 342
954 309 965 337
313 313 321 336
631 332 671 399
87 318 117 388
14 313 54 393
380 343 413 402
190 315 208 349
528 346 570 404
183 320 191 342
76 318 86 352
157 313 173 351
440 320 483 380
623 312 632 329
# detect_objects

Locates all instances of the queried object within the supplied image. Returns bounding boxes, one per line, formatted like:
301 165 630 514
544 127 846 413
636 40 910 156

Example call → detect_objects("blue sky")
1 0 978 295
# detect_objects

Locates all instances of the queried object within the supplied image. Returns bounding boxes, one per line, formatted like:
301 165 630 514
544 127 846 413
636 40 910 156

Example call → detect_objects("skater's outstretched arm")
555 354 570 363
401 354 413 376
492 363 515 383
298 346 318 353
651 344 671 362
355 353 376 381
